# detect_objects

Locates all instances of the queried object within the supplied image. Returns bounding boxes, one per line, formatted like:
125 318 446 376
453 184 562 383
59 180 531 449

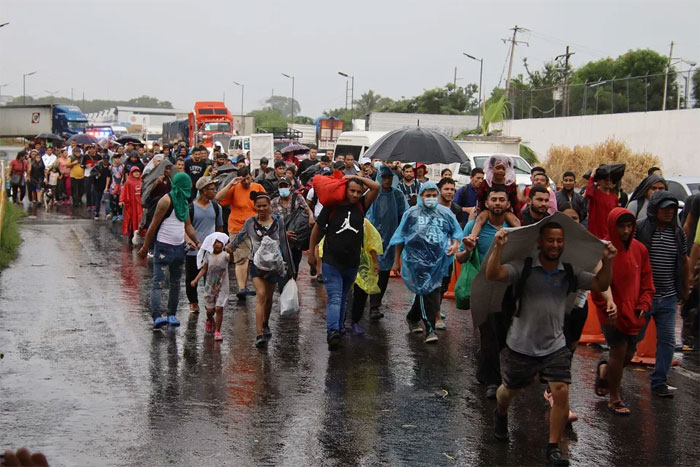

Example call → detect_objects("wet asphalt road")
1 207 699 467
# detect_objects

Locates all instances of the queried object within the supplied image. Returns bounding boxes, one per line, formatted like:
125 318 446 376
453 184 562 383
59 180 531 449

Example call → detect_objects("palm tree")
353 90 391 116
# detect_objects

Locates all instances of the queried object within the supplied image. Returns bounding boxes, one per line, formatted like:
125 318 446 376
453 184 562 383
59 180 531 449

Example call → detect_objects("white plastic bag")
253 236 285 273
280 279 299 316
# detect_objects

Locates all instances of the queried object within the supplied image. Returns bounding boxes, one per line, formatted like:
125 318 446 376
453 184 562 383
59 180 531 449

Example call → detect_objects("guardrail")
0 160 6 242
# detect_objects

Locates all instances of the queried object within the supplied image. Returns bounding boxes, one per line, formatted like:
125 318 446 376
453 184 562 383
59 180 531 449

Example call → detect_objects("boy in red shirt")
585 167 619 239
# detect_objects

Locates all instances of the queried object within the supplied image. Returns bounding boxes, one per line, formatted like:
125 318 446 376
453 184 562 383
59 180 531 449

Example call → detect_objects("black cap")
277 177 292 187
236 154 246 163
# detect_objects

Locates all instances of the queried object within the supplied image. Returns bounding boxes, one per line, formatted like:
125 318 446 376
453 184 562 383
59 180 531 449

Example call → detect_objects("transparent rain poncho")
389 182 462 295
354 219 384 294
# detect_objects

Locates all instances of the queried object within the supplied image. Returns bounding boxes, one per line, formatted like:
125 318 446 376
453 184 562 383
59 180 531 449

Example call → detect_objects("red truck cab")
191 101 233 148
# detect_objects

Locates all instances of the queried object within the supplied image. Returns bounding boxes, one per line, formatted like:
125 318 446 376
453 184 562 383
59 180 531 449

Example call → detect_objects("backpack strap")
513 257 533 317
563 262 577 294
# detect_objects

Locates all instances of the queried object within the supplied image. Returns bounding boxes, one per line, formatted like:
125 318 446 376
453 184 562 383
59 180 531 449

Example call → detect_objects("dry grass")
543 138 660 193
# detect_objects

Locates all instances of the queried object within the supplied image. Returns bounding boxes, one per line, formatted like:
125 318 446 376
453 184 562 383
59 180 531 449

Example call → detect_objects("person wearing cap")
298 147 319 174
585 165 619 240
360 157 375 179
206 151 230 177
125 149 145 175
236 154 247 170
254 157 269 182
271 177 315 275
634 190 690 398
186 176 224 314
91 156 112 220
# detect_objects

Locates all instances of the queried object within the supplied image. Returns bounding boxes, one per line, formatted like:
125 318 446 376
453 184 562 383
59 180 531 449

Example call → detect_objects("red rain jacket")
592 207 655 335
120 167 143 236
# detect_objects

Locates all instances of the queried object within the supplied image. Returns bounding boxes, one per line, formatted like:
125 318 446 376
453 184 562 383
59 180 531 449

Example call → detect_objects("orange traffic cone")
442 261 462 299
578 294 606 344
631 320 658 365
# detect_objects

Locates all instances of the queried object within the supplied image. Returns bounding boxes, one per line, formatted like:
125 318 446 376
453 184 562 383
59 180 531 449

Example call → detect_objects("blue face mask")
279 188 291 198
374 161 383 170
423 197 438 209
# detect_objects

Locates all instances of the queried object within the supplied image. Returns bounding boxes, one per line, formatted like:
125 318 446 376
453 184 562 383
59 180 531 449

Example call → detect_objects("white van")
429 153 533 188
333 131 388 160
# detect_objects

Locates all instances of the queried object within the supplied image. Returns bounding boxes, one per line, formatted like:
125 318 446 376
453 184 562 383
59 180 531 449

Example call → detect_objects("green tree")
353 90 393 116
7 94 174 113
263 95 300 119
250 108 287 130
693 68 700 108
383 82 479 114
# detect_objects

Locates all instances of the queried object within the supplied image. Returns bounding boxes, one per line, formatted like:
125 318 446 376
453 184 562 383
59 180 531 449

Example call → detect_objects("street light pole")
281 73 295 123
233 81 244 115
23 71 37 105
0 83 9 104
338 72 354 121
463 53 483 130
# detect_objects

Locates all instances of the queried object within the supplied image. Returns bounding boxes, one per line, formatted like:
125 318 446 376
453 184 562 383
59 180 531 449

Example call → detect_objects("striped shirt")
648 227 686 298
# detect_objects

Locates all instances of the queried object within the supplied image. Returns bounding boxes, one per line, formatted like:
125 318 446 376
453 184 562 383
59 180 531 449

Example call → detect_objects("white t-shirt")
307 188 324 219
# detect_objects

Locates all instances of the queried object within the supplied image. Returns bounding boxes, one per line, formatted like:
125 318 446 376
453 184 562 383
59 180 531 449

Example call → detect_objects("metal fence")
507 69 696 119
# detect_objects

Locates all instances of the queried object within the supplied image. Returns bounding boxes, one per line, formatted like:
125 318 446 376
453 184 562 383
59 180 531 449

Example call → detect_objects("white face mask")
278 188 291 198
374 161 382 170
423 197 438 209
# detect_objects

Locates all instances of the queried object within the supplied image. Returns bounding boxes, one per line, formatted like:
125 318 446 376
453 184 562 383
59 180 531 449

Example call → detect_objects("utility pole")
504 25 528 97
662 41 674 111
454 66 457 88
555 45 575 116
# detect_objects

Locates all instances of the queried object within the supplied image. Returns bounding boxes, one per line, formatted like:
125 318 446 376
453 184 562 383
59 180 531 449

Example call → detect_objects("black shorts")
564 303 589 347
601 324 643 354
502 346 572 389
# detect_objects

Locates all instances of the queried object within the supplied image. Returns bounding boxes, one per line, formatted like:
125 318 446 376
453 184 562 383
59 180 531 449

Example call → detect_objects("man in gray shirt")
486 221 616 466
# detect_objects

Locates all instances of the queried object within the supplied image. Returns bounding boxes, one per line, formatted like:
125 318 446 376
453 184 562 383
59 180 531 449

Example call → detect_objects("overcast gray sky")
1 0 698 117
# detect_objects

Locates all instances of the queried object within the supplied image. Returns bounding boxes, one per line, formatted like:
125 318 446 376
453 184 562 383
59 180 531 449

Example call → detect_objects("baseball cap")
196 176 217 190
360 157 371 165
659 198 678 209
236 154 246 163
277 177 292 187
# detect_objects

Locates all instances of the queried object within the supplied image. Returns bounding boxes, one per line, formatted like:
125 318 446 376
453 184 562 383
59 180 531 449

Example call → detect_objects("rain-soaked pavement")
1 206 699 466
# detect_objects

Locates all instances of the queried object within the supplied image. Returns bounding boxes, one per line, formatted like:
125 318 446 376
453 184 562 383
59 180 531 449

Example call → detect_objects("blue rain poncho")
389 181 463 295
367 165 409 271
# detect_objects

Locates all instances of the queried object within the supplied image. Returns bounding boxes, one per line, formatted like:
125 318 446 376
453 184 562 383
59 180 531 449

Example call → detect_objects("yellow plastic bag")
355 219 384 294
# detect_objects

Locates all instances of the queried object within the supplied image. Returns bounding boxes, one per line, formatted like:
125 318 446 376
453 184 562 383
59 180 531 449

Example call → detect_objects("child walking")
192 232 231 341
467 155 521 240
46 166 60 207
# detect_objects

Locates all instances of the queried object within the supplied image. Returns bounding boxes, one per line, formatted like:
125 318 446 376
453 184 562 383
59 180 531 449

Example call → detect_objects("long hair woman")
230 191 295 348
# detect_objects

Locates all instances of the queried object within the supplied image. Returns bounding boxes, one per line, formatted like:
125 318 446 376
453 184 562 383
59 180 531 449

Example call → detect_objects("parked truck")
0 104 88 139
162 101 233 148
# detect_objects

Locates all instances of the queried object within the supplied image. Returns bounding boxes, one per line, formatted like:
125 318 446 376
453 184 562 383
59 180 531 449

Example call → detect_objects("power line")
526 30 609 59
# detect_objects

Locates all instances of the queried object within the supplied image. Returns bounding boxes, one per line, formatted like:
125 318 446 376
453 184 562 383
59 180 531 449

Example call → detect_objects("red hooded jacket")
592 207 655 335
120 166 143 236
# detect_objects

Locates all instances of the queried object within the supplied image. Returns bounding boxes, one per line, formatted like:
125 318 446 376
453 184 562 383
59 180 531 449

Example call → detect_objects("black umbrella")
66 133 99 145
117 135 144 145
35 133 63 142
362 127 468 164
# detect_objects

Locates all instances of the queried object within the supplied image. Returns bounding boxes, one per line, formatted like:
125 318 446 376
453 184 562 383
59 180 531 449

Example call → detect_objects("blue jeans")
150 241 186 320
641 294 677 388
322 262 359 333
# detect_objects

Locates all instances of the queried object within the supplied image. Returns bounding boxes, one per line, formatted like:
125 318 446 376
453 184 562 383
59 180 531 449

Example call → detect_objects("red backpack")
311 171 347 207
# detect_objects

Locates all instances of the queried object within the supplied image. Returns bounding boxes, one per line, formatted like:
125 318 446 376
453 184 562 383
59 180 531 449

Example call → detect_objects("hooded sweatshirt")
592 207 655 335
120 167 143 235
626 174 667 220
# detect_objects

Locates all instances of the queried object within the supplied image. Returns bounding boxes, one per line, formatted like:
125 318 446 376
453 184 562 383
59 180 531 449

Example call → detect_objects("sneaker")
214 332 223 341
205 316 214 333
316 274 324 284
106 214 112 220
167 315 180 326
352 323 365 335
147 251 154 260
369 308 384 321
153 316 168 329
493 409 508 441
406 318 423 334
425 332 438 343
255 335 266 348
546 447 570 466
93 214 99 220
652 384 674 398
440 311 446 319
486 384 498 399
244 288 256 296
435 321 447 331
327 330 341 351
236 290 247 301
262 324 272 339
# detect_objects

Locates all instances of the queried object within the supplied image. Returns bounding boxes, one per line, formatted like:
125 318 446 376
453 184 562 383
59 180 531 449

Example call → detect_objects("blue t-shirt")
455 184 479 209
462 219 511 259
187 202 223 256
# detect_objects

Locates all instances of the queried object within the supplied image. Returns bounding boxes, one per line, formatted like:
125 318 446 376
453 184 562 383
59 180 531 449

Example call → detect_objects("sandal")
595 360 609 397
608 400 631 416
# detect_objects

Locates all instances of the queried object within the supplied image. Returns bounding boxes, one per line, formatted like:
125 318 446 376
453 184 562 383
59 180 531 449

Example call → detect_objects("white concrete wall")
499 109 700 176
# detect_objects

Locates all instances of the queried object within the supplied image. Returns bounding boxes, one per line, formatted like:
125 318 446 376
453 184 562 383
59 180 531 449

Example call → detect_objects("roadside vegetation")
0 202 25 269
544 138 659 192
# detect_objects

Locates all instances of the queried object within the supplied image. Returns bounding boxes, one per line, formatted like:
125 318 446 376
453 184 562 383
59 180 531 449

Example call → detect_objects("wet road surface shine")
1 213 698 466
